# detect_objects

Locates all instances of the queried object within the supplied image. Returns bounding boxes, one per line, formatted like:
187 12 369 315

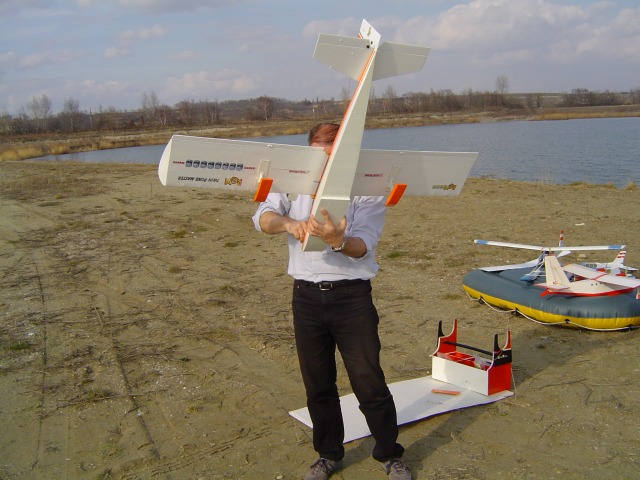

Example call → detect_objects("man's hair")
308 123 340 146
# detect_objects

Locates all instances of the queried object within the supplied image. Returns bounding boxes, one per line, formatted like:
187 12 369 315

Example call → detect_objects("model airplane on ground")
158 20 478 251
473 239 640 298
581 250 638 277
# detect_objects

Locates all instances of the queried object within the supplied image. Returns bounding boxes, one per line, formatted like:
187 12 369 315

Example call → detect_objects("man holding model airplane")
159 19 477 479
253 123 412 480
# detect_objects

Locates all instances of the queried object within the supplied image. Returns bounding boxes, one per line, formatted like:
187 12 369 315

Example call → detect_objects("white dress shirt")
252 193 386 282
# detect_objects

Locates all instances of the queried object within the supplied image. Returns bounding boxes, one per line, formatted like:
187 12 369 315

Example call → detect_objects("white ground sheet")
289 375 513 443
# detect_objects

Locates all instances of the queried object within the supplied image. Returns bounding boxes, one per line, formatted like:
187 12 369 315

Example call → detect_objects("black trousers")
292 279 404 462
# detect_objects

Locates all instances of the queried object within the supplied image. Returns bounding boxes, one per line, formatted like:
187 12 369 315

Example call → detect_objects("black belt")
294 278 369 291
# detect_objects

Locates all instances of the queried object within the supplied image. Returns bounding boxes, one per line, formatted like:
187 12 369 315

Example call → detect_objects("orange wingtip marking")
431 389 460 396
385 184 407 206
253 178 273 202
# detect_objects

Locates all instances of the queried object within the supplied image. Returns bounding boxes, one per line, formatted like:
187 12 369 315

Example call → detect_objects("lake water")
34 117 639 187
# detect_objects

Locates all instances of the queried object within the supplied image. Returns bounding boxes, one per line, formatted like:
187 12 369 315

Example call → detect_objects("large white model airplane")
158 20 478 251
474 239 640 298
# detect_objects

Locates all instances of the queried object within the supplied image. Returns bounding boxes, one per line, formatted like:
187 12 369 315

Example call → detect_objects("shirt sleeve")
251 193 290 232
347 196 386 257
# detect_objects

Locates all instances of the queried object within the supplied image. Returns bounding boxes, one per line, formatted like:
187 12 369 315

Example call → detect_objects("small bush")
8 341 31 351
168 229 188 239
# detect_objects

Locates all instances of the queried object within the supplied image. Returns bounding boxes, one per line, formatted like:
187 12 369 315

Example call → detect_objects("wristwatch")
331 238 347 253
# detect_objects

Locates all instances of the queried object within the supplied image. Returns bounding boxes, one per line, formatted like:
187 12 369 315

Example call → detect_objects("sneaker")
305 458 342 480
384 458 412 480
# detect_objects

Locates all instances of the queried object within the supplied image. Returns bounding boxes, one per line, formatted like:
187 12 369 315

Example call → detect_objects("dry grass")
531 111 639 121
0 163 107 200
0 131 174 162
0 145 47 161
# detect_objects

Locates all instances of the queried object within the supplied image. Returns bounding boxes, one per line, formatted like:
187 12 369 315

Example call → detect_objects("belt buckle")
319 281 332 291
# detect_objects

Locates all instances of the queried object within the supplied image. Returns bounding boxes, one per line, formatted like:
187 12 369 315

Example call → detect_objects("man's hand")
259 211 307 242
307 208 347 248
284 219 308 242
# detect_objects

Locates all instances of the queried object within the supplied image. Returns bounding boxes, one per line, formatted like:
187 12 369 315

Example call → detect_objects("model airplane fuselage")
158 20 478 251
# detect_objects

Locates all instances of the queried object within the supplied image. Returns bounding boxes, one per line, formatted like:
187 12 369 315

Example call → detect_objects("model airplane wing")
352 149 477 197
480 259 540 272
158 135 477 199
474 240 625 252
562 263 640 288
158 135 327 197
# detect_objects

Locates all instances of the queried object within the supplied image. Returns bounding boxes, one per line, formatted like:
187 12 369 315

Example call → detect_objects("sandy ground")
1 160 639 480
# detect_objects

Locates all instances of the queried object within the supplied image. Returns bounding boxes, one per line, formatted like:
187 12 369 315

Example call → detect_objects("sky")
1 0 639 115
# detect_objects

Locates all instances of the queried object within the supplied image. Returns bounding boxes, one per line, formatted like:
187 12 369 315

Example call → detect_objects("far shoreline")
1 105 639 162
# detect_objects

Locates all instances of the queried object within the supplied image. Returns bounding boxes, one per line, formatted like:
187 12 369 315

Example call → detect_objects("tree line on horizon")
2 81 639 137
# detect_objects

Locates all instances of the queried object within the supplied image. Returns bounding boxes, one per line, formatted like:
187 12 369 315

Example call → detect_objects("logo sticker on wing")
433 183 457 191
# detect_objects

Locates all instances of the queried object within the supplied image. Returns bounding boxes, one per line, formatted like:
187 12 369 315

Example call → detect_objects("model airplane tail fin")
542 255 571 290
359 19 381 48
612 251 626 264
610 251 626 275
359 19 430 80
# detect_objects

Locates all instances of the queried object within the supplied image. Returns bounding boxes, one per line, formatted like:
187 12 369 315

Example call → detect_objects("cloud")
62 78 145 110
115 24 167 44
164 69 258 102
104 46 131 59
113 0 242 14
226 26 291 54
595 7 640 62
0 76 143 113
303 18 360 39
0 50 82 73
0 0 52 16
168 50 200 61
138 24 167 39
371 0 640 67
104 24 167 59
0 52 18 76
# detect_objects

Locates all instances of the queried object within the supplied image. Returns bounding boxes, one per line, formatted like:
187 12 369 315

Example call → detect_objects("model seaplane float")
463 236 640 331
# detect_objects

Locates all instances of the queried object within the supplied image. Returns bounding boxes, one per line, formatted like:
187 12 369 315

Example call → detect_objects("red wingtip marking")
253 178 273 202
385 184 408 206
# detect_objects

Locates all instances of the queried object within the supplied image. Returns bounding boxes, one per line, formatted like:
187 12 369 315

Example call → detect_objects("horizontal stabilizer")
372 42 430 81
313 34 373 81
313 36 429 82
